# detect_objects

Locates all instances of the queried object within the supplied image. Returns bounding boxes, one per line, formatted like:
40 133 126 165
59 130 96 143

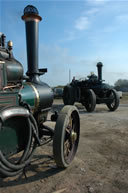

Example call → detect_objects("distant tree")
114 79 128 91
55 85 64 88
105 84 114 89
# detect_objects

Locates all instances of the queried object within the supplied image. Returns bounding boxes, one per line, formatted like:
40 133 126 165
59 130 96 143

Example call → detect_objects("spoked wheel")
106 89 120 111
63 86 75 105
83 89 96 112
53 105 80 168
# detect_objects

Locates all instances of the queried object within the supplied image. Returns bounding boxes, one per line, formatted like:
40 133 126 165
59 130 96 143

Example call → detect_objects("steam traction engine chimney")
22 5 42 83
97 62 103 81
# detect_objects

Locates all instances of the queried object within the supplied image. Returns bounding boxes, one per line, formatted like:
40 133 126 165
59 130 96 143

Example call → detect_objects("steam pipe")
97 62 103 81
22 5 42 83
1 34 6 48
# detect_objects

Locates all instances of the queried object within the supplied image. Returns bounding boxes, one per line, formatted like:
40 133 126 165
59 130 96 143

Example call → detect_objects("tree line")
114 79 128 92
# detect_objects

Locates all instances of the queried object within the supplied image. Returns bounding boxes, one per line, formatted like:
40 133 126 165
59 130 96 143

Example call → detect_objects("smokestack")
22 5 42 83
97 62 103 81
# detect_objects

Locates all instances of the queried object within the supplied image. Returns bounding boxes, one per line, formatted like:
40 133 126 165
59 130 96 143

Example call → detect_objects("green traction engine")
0 5 80 177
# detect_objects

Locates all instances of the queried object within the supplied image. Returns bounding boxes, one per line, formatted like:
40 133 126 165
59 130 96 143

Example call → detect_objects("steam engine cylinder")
19 82 53 113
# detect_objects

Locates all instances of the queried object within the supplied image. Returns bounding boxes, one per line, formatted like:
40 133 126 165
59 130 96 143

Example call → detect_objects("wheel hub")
71 131 77 143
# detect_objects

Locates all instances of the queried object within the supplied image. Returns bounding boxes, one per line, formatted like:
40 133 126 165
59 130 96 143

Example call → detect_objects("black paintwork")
64 63 117 105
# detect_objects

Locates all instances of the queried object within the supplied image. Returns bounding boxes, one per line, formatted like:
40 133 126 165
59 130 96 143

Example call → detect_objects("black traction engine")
63 62 120 112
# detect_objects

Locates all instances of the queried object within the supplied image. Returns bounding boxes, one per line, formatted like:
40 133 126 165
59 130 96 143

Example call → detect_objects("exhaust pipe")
97 62 103 81
22 5 42 83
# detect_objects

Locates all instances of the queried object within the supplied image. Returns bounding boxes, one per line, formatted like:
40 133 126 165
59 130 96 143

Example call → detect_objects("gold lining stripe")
27 82 40 111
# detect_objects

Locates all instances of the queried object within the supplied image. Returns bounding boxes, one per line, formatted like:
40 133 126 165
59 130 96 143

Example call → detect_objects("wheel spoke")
64 139 71 157
68 116 73 128
66 128 70 134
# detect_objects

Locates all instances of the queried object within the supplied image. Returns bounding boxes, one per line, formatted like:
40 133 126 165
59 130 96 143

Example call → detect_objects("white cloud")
75 16 90 30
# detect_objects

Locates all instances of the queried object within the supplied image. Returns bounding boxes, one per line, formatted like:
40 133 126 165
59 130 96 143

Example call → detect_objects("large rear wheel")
53 105 80 168
63 86 75 105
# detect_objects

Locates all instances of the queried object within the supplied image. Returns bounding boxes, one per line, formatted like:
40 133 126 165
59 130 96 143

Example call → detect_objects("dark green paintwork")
3 63 7 86
0 62 7 87
0 126 19 156
0 116 28 157
0 83 35 157
19 82 36 110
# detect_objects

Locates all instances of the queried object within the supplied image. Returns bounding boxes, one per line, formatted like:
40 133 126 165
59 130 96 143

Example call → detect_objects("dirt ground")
0 98 128 193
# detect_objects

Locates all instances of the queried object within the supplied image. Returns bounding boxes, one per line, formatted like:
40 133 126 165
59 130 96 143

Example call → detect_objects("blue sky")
0 0 128 86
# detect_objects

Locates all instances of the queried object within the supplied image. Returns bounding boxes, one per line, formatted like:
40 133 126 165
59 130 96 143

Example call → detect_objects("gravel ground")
0 98 128 193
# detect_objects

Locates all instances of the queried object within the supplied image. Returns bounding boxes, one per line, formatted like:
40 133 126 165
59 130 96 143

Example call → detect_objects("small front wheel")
83 89 96 112
53 105 80 168
106 89 120 111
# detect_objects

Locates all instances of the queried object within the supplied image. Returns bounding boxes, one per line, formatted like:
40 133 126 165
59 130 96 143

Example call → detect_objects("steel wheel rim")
109 90 116 108
63 111 79 164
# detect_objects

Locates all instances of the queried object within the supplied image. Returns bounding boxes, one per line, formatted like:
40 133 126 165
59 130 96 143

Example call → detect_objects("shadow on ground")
0 153 63 188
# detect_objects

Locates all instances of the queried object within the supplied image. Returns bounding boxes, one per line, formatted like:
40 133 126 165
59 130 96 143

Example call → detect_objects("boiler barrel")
19 82 53 112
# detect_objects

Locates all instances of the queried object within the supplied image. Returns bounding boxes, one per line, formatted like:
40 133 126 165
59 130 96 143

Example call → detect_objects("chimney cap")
97 62 103 67
24 5 39 15
22 5 42 21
